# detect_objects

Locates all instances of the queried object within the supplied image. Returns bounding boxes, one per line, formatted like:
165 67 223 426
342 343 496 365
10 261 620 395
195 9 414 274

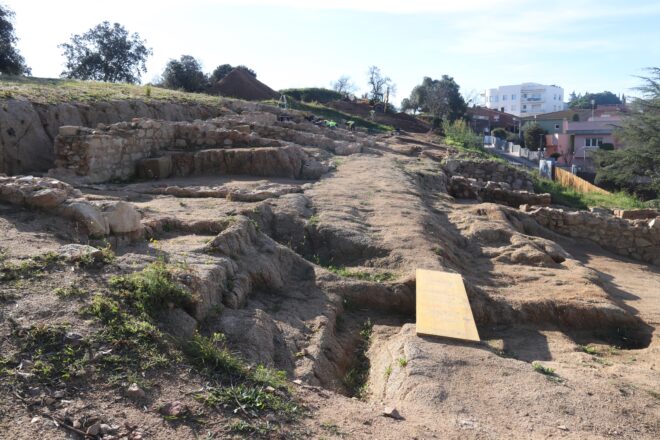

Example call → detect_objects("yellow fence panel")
554 167 610 195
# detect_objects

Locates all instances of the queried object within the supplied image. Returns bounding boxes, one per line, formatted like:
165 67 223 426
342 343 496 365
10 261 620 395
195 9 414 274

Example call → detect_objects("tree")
235 65 256 78
404 75 467 125
523 122 546 151
366 66 393 102
209 63 233 83
0 4 30 75
568 91 622 109
593 67 660 199
332 75 356 95
491 127 507 139
209 64 256 83
161 55 208 92
59 22 151 83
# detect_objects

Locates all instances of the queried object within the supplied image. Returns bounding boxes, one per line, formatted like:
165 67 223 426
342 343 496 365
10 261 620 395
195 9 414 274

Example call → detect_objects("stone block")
613 209 658 220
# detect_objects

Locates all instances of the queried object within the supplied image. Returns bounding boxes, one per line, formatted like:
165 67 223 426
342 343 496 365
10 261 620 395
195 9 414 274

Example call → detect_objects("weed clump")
108 261 195 317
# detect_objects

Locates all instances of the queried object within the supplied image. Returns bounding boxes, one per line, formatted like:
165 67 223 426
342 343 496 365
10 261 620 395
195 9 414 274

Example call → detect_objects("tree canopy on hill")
568 91 622 109
161 55 208 93
593 68 660 200
280 88 343 103
402 75 467 126
209 64 256 83
59 22 151 84
0 4 30 75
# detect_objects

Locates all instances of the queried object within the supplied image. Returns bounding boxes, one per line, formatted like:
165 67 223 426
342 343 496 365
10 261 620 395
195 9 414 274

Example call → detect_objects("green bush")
280 87 343 103
442 119 482 150
491 127 507 139
523 122 546 151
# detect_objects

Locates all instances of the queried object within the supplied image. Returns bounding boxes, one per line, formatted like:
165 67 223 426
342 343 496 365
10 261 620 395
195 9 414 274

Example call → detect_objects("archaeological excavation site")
0 92 658 440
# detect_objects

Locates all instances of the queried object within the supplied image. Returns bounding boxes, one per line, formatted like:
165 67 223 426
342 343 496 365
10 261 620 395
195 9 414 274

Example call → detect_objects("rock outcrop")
0 175 142 238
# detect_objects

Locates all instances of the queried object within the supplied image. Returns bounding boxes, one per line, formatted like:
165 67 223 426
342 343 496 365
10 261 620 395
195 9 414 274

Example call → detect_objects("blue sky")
5 0 660 105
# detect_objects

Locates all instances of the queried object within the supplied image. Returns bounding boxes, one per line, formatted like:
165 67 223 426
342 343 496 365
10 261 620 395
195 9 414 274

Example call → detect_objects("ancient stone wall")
0 99 235 175
443 159 535 192
54 116 341 183
521 205 660 265
449 175 551 207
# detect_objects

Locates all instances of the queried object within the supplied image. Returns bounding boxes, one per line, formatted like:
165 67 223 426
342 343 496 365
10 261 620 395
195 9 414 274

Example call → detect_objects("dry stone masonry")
49 112 372 184
443 158 535 192
448 175 551 207
521 205 660 265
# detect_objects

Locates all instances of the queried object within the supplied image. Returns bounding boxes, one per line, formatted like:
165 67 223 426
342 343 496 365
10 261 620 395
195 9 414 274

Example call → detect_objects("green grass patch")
262 98 392 132
577 344 599 355
532 361 556 376
531 173 644 210
54 285 88 299
108 261 195 317
6 324 89 385
326 265 395 283
182 332 245 377
197 383 299 420
0 75 224 106
0 252 61 282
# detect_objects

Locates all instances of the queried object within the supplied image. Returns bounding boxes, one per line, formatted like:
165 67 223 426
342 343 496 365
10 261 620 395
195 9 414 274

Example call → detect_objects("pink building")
543 109 624 171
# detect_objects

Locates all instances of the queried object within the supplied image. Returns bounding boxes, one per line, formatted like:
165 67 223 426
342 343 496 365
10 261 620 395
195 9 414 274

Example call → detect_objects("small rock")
26 188 68 208
100 423 117 434
264 386 276 393
53 390 65 399
58 244 102 263
292 379 303 385
64 332 84 346
126 383 146 400
86 421 102 436
30 416 40 424
159 401 188 417
558 425 569 431
382 407 403 420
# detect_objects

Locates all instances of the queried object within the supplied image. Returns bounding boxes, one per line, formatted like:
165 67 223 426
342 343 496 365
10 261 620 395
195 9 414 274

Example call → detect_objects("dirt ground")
0 129 658 439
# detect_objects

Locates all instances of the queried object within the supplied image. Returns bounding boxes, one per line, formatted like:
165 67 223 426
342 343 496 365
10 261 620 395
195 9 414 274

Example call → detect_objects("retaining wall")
521 205 660 265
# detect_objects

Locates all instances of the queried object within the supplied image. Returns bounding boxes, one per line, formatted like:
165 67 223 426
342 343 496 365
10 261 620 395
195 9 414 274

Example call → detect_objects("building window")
511 94 516 100
502 95 507 101
522 93 527 98
554 124 560 129
585 138 603 147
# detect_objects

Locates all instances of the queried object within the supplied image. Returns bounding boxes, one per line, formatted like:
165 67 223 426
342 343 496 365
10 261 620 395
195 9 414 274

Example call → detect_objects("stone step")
137 145 327 181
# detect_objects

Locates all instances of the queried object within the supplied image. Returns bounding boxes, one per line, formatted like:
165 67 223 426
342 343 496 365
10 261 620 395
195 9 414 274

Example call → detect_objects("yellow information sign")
416 269 480 342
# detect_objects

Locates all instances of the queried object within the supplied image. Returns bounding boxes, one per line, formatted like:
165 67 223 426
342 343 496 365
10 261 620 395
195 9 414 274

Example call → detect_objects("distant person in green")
346 120 355 131
325 120 337 128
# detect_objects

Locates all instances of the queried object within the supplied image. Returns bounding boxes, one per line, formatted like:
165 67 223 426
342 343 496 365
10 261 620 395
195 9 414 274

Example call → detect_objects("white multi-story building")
483 83 565 117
